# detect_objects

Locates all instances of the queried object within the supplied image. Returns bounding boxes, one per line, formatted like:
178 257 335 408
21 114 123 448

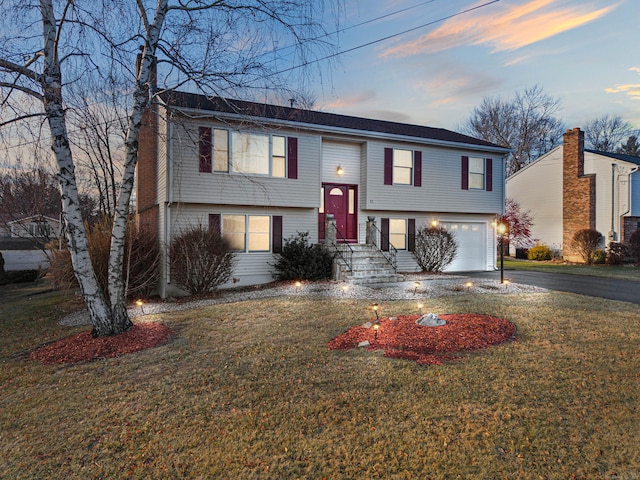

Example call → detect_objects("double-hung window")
462 156 492 191
468 157 485 189
393 149 413 185
389 218 407 250
222 214 271 252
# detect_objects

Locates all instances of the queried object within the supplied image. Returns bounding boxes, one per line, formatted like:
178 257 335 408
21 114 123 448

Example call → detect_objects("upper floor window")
468 157 485 189
384 147 422 187
461 156 493 191
393 149 413 185
200 127 297 179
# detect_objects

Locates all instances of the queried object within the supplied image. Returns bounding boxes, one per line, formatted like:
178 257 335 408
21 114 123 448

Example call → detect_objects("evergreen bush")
272 232 333 281
527 244 552 261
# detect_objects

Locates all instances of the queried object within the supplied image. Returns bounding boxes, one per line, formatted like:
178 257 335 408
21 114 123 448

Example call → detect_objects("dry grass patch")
1 282 639 479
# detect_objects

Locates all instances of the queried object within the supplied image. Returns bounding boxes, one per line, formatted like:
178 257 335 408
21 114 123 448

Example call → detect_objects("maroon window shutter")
208 213 221 236
287 137 298 179
272 216 283 253
414 151 422 187
384 148 393 185
199 127 212 173
486 158 493 191
408 218 416 251
461 156 469 190
381 217 390 251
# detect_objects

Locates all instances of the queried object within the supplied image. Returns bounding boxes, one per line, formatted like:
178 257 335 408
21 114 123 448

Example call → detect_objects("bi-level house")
137 91 510 297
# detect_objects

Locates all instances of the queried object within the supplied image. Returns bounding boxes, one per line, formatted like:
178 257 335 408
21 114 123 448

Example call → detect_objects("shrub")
413 226 458 272
272 232 333 281
592 249 606 264
606 242 627 265
0 269 40 286
629 230 640 264
170 225 234 295
515 248 529 260
47 216 160 298
527 244 552 261
0 251 4 276
572 229 603 265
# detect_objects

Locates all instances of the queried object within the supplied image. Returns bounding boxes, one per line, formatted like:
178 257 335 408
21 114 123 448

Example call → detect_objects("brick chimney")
135 52 159 236
562 128 596 261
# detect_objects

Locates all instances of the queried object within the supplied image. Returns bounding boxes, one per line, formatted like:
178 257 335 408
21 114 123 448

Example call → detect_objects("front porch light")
336 165 344 175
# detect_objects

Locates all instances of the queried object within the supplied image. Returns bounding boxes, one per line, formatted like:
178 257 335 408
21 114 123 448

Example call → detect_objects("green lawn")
1 279 639 479
504 258 640 281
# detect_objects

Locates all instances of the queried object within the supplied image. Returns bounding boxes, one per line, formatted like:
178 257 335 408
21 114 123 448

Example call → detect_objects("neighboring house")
0 215 61 271
137 91 510 297
506 128 640 261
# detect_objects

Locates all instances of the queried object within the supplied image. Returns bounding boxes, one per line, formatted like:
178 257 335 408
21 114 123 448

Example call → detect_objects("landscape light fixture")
373 323 380 340
413 281 421 294
465 282 473 289
136 299 145 315
372 303 379 320
417 303 424 315
342 285 348 295
431 219 439 227
295 281 302 288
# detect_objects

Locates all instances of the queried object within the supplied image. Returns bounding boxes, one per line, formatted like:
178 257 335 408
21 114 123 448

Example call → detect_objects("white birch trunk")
40 0 115 336
107 2 168 332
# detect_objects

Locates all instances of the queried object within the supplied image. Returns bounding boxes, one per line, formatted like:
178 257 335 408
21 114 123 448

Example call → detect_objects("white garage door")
441 222 486 271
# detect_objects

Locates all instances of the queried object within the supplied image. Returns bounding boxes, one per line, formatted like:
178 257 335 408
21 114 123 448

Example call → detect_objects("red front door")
319 184 357 242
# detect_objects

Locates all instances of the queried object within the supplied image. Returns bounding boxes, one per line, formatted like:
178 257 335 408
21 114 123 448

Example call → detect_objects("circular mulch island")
30 323 174 365
327 314 515 365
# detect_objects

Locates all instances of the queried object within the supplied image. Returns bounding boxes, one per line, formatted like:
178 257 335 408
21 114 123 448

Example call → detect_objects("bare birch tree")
0 0 339 336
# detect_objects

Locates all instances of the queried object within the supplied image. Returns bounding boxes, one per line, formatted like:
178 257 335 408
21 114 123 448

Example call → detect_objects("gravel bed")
59 274 547 327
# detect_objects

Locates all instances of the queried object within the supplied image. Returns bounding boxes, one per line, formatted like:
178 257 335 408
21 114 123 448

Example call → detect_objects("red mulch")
30 323 174 365
327 313 515 365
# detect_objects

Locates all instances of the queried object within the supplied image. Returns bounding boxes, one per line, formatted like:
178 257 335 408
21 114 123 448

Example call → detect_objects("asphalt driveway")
465 269 640 305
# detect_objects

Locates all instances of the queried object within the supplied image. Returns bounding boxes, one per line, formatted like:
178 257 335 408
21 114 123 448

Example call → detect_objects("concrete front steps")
333 243 405 285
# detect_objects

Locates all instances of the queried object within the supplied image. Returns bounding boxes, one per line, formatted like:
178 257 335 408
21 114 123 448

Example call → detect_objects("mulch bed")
30 323 174 365
327 313 515 365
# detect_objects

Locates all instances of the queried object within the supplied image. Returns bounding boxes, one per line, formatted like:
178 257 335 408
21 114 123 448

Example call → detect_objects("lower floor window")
222 214 271 252
389 218 407 250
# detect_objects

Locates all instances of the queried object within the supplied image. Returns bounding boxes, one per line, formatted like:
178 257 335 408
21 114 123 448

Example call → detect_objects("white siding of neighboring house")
506 147 564 251
1 250 49 271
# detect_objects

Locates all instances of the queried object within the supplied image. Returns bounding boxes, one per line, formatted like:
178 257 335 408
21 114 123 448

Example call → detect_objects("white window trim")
392 148 413 186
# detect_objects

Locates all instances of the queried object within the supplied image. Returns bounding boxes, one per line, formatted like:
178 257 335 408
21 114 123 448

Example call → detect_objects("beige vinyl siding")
156 110 168 204
166 204 317 289
363 140 504 214
506 148 564 250
168 119 321 208
321 140 362 185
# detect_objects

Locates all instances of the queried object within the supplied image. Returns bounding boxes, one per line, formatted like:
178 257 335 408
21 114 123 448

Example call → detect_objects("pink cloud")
380 0 618 59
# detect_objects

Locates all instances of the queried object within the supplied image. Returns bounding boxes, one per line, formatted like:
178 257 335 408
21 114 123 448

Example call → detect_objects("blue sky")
310 0 640 132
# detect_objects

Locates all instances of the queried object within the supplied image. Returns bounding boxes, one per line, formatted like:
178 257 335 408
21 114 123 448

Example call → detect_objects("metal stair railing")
368 223 397 272
329 223 354 272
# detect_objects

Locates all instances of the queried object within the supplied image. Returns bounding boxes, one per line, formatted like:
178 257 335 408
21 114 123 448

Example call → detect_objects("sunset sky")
312 0 640 132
